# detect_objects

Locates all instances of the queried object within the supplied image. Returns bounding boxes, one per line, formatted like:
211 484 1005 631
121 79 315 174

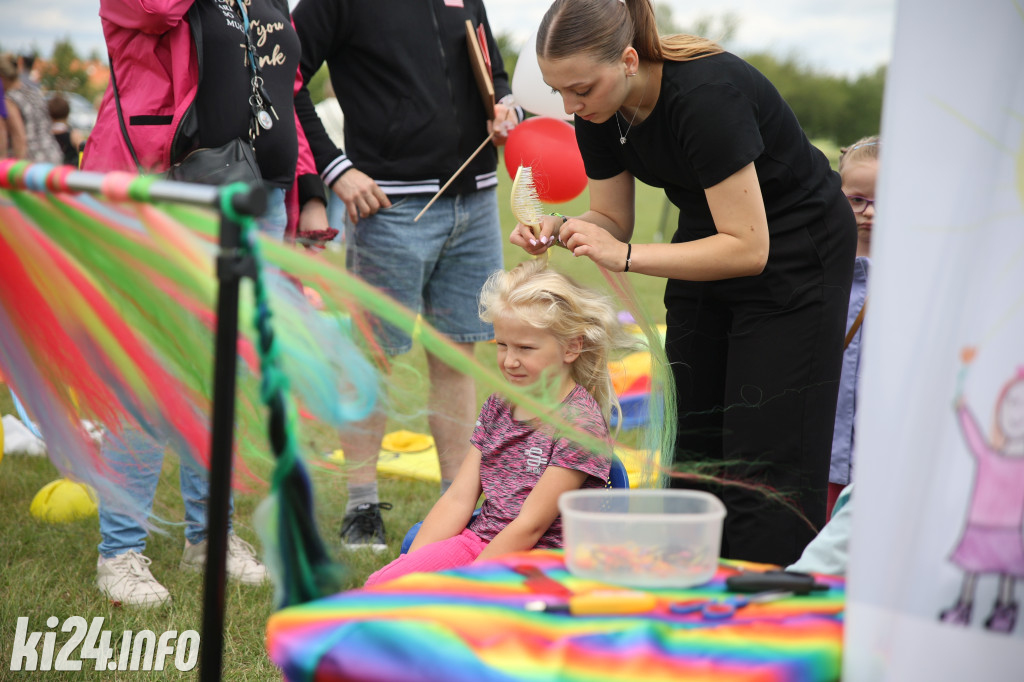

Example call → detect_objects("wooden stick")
414 133 494 222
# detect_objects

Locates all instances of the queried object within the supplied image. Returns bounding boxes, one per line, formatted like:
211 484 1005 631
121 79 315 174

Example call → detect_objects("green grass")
0 164 672 680
0 451 438 680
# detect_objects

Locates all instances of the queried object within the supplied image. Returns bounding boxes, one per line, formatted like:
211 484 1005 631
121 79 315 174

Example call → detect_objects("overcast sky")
0 0 895 78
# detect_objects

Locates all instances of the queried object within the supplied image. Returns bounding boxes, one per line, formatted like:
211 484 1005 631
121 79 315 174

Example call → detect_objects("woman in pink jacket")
83 0 327 240
84 0 328 607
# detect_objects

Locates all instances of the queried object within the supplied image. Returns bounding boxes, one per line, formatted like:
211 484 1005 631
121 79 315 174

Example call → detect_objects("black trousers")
665 197 856 566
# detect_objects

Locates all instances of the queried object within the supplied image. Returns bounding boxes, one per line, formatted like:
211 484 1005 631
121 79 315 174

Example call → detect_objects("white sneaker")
97 551 171 607
180 534 269 585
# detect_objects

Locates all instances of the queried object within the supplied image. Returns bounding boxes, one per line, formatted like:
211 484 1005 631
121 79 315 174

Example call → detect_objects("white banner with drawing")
845 0 1024 679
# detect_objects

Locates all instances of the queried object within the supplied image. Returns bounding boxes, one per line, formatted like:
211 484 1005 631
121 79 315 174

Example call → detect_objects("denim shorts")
345 189 503 355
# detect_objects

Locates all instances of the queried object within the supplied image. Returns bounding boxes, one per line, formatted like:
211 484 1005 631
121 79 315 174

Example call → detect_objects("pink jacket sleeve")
293 62 318 178
99 0 194 34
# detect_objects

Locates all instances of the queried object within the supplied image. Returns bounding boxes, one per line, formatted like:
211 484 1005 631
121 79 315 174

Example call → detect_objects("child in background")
365 260 635 586
827 136 879 519
788 136 879 574
47 94 83 167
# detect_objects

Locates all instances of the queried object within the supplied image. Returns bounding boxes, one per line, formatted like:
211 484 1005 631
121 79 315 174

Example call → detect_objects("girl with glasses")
828 136 879 518
840 137 880 260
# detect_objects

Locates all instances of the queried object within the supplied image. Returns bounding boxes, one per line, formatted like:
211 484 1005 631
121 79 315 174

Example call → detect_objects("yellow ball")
30 479 99 523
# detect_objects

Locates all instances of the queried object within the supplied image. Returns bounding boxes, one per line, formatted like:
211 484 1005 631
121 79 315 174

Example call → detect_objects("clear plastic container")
558 489 726 589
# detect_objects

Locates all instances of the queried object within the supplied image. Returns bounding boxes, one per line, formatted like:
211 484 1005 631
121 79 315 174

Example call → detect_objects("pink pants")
365 527 488 587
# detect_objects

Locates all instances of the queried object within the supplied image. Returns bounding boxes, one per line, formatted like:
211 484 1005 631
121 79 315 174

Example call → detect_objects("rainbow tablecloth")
267 550 844 682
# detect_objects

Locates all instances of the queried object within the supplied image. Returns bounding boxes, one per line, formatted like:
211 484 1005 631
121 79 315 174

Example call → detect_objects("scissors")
669 590 793 619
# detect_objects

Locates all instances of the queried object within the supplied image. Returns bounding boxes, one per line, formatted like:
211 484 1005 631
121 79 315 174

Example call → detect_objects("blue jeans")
97 186 283 557
256 186 287 240
345 189 503 354
327 191 346 244
98 427 233 557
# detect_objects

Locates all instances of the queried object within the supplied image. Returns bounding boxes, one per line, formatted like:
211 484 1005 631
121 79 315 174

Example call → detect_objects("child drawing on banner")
365 260 636 586
940 352 1024 633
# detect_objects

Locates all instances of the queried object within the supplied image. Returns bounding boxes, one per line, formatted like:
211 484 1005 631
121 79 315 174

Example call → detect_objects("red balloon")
503 117 587 204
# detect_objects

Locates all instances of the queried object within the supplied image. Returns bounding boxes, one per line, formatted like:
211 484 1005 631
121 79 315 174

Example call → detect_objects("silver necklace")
615 68 650 145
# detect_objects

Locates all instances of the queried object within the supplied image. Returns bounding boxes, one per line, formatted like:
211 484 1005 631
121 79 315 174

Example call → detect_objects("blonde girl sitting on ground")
365 260 635 586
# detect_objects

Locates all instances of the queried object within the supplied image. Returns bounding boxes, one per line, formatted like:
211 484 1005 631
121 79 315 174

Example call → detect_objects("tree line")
744 53 885 148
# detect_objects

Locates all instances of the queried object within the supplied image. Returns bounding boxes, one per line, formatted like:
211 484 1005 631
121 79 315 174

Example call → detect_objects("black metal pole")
200 184 266 682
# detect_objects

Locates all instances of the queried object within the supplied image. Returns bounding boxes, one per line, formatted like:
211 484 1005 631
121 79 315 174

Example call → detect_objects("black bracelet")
624 243 632 272
549 212 568 224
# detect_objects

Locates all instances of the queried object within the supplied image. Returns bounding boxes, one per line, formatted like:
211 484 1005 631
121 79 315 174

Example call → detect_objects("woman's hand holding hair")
559 218 632 271
508 172 636 264
509 214 563 254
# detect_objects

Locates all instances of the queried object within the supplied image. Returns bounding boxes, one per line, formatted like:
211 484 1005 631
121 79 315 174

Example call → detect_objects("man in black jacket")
293 0 520 550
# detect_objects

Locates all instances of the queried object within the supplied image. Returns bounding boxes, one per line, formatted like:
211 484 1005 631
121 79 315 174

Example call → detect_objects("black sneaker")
340 502 392 552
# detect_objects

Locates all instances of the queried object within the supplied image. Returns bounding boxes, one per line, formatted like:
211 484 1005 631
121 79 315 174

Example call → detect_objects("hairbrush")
511 165 544 237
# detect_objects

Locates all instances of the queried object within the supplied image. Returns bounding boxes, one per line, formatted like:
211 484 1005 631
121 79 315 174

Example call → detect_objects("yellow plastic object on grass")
30 479 99 523
329 430 654 488
381 430 434 453
329 430 439 482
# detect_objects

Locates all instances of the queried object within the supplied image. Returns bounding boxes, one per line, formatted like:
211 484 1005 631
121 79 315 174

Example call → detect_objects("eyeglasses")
845 195 875 214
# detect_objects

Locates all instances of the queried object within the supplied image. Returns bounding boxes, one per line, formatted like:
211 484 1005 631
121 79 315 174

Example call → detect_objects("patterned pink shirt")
468 384 612 548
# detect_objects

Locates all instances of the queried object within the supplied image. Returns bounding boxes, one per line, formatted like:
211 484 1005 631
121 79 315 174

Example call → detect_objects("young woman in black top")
511 0 856 566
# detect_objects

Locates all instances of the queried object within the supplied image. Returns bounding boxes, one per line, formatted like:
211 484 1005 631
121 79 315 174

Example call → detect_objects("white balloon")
511 30 573 121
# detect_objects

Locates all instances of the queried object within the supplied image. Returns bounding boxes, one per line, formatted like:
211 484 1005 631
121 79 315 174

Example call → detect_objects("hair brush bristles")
511 166 544 236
